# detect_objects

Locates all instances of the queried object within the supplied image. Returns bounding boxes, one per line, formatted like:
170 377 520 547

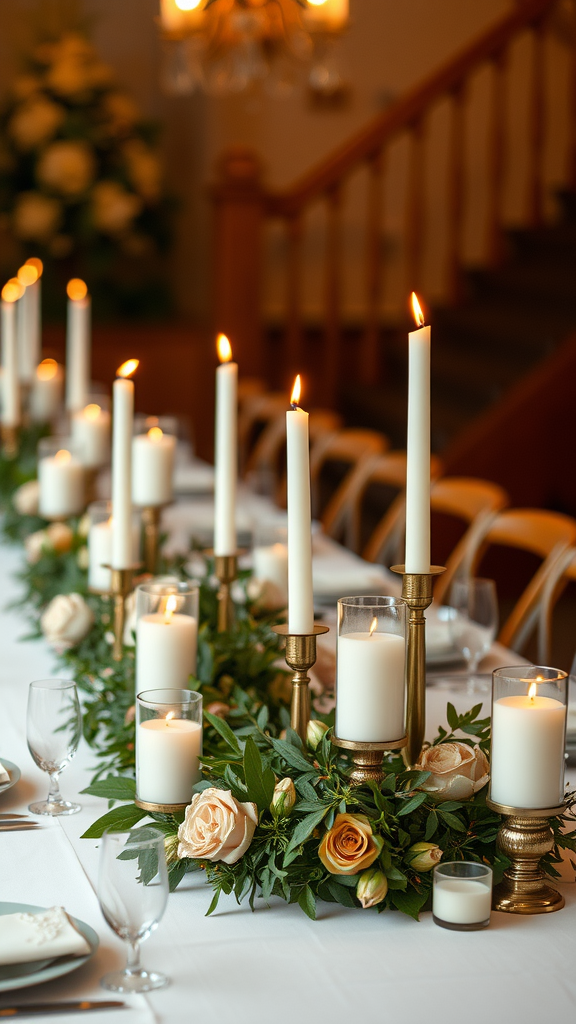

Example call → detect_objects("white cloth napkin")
0 907 91 966
0 760 9 784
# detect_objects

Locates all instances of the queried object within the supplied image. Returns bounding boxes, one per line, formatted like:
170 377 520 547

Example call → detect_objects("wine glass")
27 679 82 815
447 578 498 689
98 827 169 993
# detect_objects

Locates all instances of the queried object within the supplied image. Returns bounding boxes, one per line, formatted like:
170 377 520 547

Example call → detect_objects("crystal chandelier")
158 0 349 98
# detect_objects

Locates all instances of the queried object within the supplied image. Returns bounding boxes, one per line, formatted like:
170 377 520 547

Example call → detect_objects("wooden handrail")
266 0 557 217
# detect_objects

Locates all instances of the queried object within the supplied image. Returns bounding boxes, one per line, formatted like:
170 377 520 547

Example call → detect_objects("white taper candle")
111 359 138 568
65 279 91 412
286 375 314 633
214 334 238 556
405 292 431 573
1 279 23 427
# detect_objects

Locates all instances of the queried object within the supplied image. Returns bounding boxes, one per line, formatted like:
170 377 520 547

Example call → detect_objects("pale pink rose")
40 593 94 652
13 480 40 516
416 742 489 802
45 521 74 554
177 788 258 865
8 95 65 151
206 701 230 719
25 529 49 564
37 140 95 196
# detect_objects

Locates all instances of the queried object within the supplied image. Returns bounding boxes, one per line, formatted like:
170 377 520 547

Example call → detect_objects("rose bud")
307 719 329 750
270 777 296 817
405 842 442 872
356 868 388 909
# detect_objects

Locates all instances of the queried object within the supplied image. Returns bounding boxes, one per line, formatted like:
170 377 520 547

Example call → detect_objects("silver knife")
0 1001 125 1017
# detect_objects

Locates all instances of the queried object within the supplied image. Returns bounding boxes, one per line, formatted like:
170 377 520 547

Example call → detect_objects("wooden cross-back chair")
238 392 288 476
309 428 389 520
537 546 576 664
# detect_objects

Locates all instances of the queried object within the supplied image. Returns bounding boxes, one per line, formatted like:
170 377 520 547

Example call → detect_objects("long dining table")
1 492 576 1024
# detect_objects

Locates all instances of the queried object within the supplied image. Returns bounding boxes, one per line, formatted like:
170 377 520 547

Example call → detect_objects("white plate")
0 760 21 797
0 904 98 992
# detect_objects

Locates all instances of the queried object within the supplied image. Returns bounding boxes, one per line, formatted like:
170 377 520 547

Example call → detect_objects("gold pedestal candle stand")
134 796 188 814
206 550 245 632
103 564 140 661
1 425 18 459
141 505 165 575
332 735 406 786
486 797 567 914
272 624 330 744
391 565 445 767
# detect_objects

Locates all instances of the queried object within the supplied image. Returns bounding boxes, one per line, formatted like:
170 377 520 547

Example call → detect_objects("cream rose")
13 191 62 242
13 479 40 516
25 529 49 564
37 140 95 196
8 95 65 151
41 593 94 652
416 742 489 802
177 788 258 865
92 180 141 235
319 813 382 876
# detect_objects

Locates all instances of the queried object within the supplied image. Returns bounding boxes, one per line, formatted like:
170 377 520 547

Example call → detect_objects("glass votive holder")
38 436 85 519
335 596 406 744
135 582 199 692
132 417 177 509
252 523 288 599
86 500 141 594
135 689 202 812
490 665 568 811
433 862 492 930
70 393 111 469
29 359 64 423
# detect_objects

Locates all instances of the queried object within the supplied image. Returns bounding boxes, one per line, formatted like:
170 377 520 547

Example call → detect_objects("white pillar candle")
29 359 63 422
214 335 238 556
490 685 566 808
253 542 289 596
111 360 138 568
137 717 202 805
38 448 85 518
286 376 314 633
65 279 91 412
71 402 111 468
405 293 430 573
132 428 176 507
433 879 492 926
336 628 405 741
136 601 198 692
1 281 23 428
88 516 140 592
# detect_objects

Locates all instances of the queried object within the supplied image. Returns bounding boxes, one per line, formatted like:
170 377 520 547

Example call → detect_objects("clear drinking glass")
433 861 493 931
447 577 498 680
98 827 169 993
27 679 82 815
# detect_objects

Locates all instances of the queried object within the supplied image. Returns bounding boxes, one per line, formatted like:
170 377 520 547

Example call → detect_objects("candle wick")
290 402 298 411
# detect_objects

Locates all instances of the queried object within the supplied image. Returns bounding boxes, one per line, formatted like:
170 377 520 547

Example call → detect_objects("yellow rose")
319 813 382 875
177 788 258 865
8 96 65 151
416 742 489 802
13 191 62 242
37 141 95 196
92 180 141 235
356 868 388 908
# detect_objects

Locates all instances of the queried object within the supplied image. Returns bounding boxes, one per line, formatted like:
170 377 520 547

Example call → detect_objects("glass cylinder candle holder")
336 596 406 743
490 665 568 810
136 688 202 811
252 522 288 600
29 359 64 423
71 392 111 469
132 416 177 508
87 500 141 593
433 862 493 931
135 582 199 692
38 436 85 519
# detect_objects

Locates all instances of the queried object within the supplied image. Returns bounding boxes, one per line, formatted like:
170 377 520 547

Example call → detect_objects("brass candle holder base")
141 505 166 575
390 564 446 767
135 796 188 814
1 425 18 459
206 550 244 632
486 797 567 914
272 623 330 744
102 564 140 661
332 735 406 786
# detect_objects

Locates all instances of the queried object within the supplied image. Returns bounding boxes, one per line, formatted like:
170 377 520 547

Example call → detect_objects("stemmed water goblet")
447 578 498 691
27 678 82 815
97 827 169 993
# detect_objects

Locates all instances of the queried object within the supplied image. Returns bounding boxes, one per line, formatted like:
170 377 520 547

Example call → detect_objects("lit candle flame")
165 711 175 723
290 374 302 409
176 0 202 8
84 403 101 420
528 682 537 701
25 257 43 277
37 358 58 381
369 616 378 637
2 278 24 303
55 449 71 464
17 263 39 287
217 333 232 364
67 278 88 301
410 291 425 328
148 426 163 442
116 358 139 379
164 593 178 624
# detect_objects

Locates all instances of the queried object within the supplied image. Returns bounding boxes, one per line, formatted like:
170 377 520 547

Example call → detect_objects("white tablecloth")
1 539 575 1024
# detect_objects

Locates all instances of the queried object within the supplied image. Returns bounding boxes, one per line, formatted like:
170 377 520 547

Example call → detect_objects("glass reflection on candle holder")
132 415 177 508
490 665 568 810
252 522 288 602
336 596 406 743
87 500 141 594
433 862 492 931
136 689 202 811
135 582 199 692
38 436 85 519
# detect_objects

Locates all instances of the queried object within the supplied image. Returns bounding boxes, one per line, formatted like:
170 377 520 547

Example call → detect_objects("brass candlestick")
103 564 139 661
332 735 406 786
486 796 567 914
391 565 446 767
272 624 330 744
141 505 164 575
1 425 18 459
206 550 243 632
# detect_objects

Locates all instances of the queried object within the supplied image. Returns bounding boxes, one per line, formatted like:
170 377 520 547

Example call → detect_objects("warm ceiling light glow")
17 264 39 287
2 278 24 302
84 403 101 420
67 278 88 301
37 358 58 381
148 426 164 442
217 333 232 363
176 0 202 9
290 374 302 408
528 682 537 701
25 257 43 276
410 292 425 328
116 358 139 378
55 449 71 463
369 616 378 636
164 593 178 623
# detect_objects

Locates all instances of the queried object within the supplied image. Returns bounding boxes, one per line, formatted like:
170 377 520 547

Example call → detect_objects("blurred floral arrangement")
0 19 174 318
